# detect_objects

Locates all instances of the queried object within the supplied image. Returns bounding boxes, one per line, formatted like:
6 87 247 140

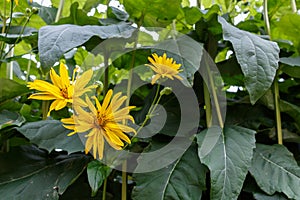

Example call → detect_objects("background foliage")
1 0 300 199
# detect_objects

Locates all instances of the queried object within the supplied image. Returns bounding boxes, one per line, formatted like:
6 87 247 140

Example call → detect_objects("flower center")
61 87 69 99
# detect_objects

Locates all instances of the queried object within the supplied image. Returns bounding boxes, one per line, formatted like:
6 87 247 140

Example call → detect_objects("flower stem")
55 0 64 22
102 178 107 200
136 84 161 134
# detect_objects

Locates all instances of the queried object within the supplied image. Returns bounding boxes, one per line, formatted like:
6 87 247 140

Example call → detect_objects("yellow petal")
101 89 113 113
50 68 63 89
59 63 70 88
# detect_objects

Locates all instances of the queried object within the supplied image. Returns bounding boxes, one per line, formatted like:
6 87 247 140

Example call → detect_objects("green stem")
205 59 224 128
3 13 32 59
263 0 271 37
26 53 32 81
291 0 297 13
274 72 283 144
42 100 50 120
55 0 65 22
203 83 212 128
264 0 282 144
121 19 143 199
103 51 109 95
6 44 14 79
0 0 8 59
102 178 107 200
136 84 161 134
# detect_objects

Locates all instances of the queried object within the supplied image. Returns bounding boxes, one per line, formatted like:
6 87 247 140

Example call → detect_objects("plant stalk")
274 73 283 144
263 0 271 37
104 51 109 95
102 178 107 200
203 83 212 128
121 160 127 200
264 0 282 144
291 0 297 13
55 0 65 22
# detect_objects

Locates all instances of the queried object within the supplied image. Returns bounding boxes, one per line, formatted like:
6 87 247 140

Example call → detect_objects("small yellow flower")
146 53 183 84
27 63 95 116
62 89 136 159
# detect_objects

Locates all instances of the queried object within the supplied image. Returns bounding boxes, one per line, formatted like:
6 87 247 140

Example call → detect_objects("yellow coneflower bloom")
27 63 94 116
61 89 136 159
146 53 183 84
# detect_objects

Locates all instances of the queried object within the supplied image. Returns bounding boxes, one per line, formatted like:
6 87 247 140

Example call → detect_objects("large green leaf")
17 120 84 154
87 160 112 197
0 145 90 200
197 125 256 200
123 0 181 27
132 143 207 200
249 144 300 199
218 17 280 104
0 78 29 105
38 22 135 70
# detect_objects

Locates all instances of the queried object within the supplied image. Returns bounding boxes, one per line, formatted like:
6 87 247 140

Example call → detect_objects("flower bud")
160 87 172 96
31 7 39 14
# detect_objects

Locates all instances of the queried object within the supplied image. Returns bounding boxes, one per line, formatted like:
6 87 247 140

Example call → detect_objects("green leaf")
38 5 58 24
280 100 300 129
197 125 256 200
132 143 207 200
123 0 181 27
218 17 280 104
0 26 37 44
272 14 300 54
0 110 25 130
17 120 84 154
38 22 135 70
280 57 300 67
51 0 86 18
56 2 100 25
249 144 300 199
0 145 90 200
87 160 112 197
280 57 300 78
0 78 29 105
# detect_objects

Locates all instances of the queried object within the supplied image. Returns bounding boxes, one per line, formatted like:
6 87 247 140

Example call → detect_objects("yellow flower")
61 89 136 159
27 63 95 116
146 53 183 84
